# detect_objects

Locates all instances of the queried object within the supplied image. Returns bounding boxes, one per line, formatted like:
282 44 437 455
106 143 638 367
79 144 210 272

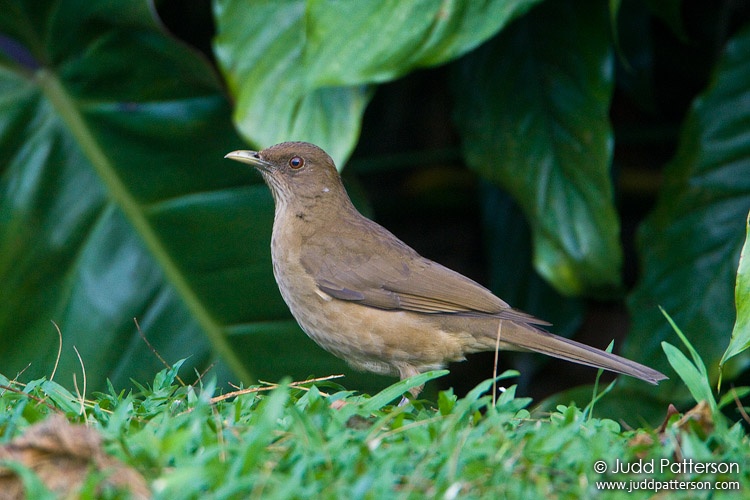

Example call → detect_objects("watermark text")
593 459 741 492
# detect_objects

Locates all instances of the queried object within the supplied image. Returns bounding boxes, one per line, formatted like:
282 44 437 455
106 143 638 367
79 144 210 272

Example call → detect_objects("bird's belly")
272 259 470 376
298 295 471 376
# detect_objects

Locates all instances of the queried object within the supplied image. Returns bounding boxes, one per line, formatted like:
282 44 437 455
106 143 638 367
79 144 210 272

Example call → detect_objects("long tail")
496 321 667 384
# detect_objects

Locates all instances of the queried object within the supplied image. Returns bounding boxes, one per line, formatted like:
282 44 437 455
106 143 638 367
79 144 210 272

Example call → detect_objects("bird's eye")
289 156 304 169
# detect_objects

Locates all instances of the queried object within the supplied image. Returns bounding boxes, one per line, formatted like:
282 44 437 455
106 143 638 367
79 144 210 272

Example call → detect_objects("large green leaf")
721 211 750 368
0 0 370 391
623 25 750 401
481 185 584 334
304 0 542 85
642 0 687 41
453 0 621 297
543 27 750 424
212 0 541 166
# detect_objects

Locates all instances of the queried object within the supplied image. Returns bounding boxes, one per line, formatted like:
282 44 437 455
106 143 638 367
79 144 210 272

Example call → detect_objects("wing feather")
302 221 549 326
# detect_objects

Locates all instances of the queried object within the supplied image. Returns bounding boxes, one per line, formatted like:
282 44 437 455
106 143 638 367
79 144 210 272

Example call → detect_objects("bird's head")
225 142 346 208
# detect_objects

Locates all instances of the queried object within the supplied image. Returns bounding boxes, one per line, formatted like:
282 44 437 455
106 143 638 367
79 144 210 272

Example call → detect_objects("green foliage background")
1 0 749 421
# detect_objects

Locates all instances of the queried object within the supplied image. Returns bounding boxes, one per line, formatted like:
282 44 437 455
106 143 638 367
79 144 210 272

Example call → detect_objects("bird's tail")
492 321 667 384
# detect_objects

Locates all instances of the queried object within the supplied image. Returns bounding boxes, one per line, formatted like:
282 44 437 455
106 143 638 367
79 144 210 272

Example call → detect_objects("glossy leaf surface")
453 0 621 297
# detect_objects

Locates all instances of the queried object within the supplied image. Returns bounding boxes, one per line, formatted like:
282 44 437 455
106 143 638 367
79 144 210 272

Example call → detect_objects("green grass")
2 355 750 499
0 316 748 498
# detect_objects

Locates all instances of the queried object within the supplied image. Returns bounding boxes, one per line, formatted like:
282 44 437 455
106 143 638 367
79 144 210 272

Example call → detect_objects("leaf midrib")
36 68 252 383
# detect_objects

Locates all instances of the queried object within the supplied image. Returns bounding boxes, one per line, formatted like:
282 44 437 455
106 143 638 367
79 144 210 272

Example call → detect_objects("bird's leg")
397 365 423 406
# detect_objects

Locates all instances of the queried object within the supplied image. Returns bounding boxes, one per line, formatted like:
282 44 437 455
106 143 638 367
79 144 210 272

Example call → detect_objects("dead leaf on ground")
627 401 715 462
0 415 149 499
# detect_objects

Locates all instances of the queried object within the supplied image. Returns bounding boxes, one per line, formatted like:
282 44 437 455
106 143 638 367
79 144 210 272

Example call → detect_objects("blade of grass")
659 306 709 379
584 340 615 421
357 370 449 412
661 341 715 412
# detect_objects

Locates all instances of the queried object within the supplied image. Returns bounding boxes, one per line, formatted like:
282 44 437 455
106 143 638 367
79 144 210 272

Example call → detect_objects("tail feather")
496 321 667 384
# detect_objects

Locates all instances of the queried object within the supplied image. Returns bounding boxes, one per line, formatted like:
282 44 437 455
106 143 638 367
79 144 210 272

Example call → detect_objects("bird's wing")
301 222 549 325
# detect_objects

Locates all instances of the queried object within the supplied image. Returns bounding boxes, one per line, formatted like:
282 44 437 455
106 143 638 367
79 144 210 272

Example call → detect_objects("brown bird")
225 142 667 398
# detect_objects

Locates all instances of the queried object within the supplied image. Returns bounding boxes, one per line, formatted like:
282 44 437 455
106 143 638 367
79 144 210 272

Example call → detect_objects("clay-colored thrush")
225 142 666 397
